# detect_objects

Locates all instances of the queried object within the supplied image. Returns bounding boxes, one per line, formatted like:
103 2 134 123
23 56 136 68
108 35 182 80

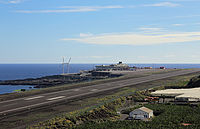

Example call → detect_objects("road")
0 69 200 116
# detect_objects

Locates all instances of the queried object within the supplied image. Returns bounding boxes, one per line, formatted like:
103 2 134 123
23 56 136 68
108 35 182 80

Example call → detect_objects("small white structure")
129 107 153 120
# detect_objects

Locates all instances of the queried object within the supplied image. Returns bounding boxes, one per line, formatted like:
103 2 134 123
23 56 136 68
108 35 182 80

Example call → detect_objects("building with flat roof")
151 87 200 102
95 62 130 71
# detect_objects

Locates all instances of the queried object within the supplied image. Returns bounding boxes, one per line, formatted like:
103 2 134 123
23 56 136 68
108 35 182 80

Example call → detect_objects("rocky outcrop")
0 72 122 88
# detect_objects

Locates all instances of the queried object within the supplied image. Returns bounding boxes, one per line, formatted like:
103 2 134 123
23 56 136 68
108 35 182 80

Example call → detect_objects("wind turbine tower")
62 57 71 75
67 57 71 74
62 57 66 75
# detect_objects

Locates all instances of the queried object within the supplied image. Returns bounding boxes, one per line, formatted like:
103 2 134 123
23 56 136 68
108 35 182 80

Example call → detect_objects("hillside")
187 75 200 88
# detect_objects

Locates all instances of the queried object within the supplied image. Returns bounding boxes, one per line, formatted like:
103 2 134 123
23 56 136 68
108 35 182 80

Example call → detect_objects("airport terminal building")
95 62 130 71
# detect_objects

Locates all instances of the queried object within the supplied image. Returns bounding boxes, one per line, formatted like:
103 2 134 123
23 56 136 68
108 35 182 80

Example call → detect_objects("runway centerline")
47 96 65 101
24 96 44 101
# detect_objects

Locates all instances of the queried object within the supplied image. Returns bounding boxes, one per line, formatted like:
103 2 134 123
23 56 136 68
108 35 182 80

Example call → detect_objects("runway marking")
47 96 65 101
91 89 98 92
24 96 44 101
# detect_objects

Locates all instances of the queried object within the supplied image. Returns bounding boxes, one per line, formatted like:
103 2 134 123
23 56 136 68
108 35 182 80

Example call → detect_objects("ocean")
0 64 200 94
0 64 96 94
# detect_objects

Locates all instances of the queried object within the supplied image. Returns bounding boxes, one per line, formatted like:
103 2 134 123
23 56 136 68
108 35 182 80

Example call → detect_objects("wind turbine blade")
68 57 71 64
67 57 71 73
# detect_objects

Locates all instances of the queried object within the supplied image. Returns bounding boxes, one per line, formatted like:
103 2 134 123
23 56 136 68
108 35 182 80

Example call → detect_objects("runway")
0 69 200 116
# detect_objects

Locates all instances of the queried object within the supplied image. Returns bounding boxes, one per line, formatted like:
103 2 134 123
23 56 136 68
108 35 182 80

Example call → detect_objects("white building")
151 87 200 102
95 62 130 71
129 107 153 120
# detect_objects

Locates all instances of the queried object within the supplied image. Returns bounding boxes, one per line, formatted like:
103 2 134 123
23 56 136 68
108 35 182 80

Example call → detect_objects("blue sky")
0 0 200 64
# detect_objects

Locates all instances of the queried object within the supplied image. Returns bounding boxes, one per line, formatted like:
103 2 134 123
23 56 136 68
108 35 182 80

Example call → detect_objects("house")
129 107 153 120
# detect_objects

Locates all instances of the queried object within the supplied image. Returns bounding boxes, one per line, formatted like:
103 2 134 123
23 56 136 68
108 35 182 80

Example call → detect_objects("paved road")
0 69 200 116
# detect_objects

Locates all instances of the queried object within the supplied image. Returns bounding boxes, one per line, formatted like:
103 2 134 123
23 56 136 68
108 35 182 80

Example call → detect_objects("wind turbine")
67 57 71 74
62 57 66 75
61 57 71 75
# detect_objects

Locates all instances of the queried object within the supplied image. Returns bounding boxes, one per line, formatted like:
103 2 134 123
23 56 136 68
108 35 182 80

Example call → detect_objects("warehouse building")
151 87 200 102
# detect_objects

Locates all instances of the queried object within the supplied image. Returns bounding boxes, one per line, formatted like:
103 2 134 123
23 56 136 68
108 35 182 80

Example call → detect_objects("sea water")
0 64 96 94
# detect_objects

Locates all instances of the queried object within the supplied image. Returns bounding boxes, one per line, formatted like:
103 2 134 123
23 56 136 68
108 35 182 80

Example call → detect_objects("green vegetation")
30 98 125 129
28 72 199 128
75 104 200 129
30 73 200 129
3 70 200 129
13 89 21 92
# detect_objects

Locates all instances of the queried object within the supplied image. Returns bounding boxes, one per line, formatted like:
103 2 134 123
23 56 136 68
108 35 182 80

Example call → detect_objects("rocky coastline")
0 71 122 88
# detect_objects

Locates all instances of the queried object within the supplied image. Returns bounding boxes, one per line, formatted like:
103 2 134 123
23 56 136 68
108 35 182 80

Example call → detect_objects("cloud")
138 27 166 33
172 24 184 26
9 0 23 3
14 3 182 13
80 33 93 37
15 5 123 13
0 0 24 4
16 8 97 13
60 5 123 9
144 2 180 7
139 27 164 31
61 31 200 46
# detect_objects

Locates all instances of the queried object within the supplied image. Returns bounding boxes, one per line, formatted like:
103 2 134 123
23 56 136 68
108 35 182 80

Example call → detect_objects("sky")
0 0 200 64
